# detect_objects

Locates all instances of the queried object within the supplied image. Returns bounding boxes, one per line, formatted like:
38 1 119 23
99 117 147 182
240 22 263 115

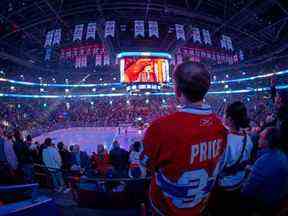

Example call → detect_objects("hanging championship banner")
175 24 185 40
233 54 239 64
44 48 52 61
192 27 202 43
86 22 97 40
105 21 115 38
220 35 227 49
134 20 145 37
120 24 127 32
103 54 110 65
239 50 244 61
73 24 84 41
226 36 233 51
75 56 81 68
52 29 61 46
95 54 102 66
148 21 159 38
176 54 183 64
202 29 212 45
81 56 87 67
44 30 54 47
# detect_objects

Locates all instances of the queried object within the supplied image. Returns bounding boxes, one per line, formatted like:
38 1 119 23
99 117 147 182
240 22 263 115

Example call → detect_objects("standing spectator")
128 141 146 178
30 141 40 164
57 142 71 171
275 90 288 151
70 145 90 174
241 127 288 215
142 62 227 215
13 130 34 183
109 140 129 177
0 127 18 184
42 138 67 192
210 101 254 215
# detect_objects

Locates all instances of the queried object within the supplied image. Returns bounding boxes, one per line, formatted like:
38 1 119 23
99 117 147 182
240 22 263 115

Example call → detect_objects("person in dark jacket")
109 140 129 177
13 130 34 183
0 127 18 184
275 90 288 151
57 142 71 171
70 145 90 175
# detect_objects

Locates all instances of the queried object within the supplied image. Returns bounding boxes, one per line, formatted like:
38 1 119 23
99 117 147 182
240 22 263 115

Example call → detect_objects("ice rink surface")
33 127 144 154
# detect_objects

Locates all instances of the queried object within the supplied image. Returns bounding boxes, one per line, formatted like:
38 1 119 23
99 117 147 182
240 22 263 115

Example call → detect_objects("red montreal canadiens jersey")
143 107 227 216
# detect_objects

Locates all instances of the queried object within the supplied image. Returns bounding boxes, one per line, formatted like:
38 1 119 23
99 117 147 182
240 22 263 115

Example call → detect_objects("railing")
0 184 39 201
33 163 151 210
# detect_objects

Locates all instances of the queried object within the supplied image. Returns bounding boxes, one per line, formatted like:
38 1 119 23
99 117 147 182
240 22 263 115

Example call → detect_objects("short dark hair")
132 141 141 152
44 138 52 147
264 127 281 149
57 142 64 150
173 61 210 102
225 101 250 130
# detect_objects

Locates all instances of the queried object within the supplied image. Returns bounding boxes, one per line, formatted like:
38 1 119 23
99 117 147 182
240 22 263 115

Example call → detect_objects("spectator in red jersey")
91 144 111 177
142 61 227 216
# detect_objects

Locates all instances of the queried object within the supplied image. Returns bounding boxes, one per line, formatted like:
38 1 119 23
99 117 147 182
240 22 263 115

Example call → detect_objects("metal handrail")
33 163 151 182
0 183 39 201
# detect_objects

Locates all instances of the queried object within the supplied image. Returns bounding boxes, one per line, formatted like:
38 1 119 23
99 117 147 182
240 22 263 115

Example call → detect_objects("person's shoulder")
149 112 183 127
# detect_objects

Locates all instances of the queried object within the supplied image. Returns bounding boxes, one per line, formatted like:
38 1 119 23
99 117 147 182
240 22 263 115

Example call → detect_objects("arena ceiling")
0 0 288 72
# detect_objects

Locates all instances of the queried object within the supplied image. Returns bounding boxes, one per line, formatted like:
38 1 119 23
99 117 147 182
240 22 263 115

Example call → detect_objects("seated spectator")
128 141 146 178
91 144 111 177
13 130 34 183
109 140 129 177
42 138 68 193
57 142 71 171
0 127 18 184
210 102 254 214
241 127 288 214
70 144 90 174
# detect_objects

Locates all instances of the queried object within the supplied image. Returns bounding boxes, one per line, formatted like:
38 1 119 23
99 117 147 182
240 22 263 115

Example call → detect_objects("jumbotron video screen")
120 57 170 83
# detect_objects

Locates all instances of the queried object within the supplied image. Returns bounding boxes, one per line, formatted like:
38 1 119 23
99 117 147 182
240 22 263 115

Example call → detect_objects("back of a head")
173 61 210 103
225 101 250 130
14 130 22 141
73 144 80 152
277 90 288 120
57 142 64 150
263 127 281 149
133 141 141 152
26 135 32 142
44 138 52 147
113 140 120 149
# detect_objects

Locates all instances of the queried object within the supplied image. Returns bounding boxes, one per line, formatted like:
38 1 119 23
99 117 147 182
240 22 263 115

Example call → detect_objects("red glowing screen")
120 57 170 83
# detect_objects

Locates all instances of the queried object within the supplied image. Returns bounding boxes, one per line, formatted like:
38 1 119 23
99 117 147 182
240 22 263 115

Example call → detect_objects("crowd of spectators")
0 85 287 215
0 93 274 137
0 127 147 191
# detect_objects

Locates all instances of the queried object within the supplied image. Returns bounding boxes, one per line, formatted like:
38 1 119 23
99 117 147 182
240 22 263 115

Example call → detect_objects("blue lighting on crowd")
211 70 288 84
116 51 172 59
0 85 287 99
